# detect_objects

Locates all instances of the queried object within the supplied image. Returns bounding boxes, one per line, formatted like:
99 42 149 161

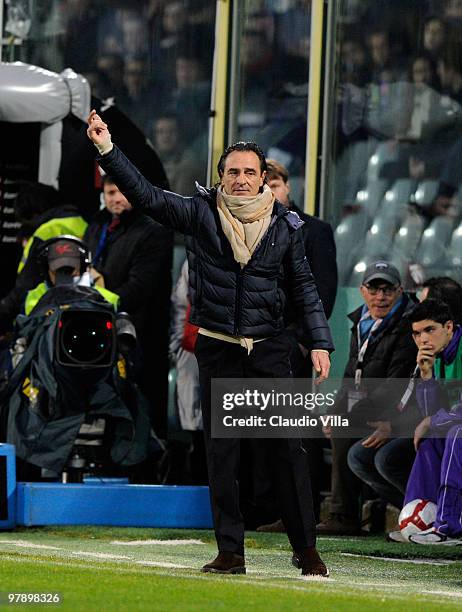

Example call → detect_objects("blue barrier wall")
0 444 16 529
17 483 213 528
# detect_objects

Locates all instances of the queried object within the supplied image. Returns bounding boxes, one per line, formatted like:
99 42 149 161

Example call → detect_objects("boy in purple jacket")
402 299 462 544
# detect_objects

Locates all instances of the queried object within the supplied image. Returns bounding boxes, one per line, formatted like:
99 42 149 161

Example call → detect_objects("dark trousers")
289 337 326 522
195 334 316 555
347 437 415 509
330 437 362 519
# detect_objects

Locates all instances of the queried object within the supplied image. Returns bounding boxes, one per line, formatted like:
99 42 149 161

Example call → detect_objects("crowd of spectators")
21 0 215 195
333 0 462 288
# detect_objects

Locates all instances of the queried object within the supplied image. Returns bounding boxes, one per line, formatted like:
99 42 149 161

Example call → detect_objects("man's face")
412 319 454 354
154 118 178 154
424 19 445 52
369 33 389 67
124 60 147 95
103 182 132 217
221 151 266 197
412 58 432 86
360 280 403 319
268 177 290 207
176 58 201 88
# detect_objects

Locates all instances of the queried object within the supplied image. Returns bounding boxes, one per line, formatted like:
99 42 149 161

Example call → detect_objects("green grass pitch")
1 527 461 610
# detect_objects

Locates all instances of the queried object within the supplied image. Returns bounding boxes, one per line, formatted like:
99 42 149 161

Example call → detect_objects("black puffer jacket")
97 146 333 351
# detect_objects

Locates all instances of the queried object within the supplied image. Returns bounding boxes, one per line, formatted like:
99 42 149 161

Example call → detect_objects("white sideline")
341 552 457 565
3 552 462 601
70 551 132 560
110 539 205 546
0 539 62 550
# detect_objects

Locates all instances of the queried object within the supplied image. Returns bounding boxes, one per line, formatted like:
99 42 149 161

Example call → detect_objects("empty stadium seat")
335 210 369 284
354 178 389 217
392 212 425 261
448 222 462 267
415 217 455 267
379 178 417 220
348 258 371 287
364 213 397 258
411 180 439 208
366 142 399 181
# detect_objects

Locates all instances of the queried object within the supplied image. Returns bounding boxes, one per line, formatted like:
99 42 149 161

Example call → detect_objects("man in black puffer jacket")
87 110 334 578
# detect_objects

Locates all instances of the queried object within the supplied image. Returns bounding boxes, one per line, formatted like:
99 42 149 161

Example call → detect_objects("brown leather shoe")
201 552 246 574
316 514 361 536
293 547 329 577
256 518 286 533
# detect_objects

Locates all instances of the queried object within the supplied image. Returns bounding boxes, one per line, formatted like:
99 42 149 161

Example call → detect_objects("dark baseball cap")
362 260 401 286
47 239 82 272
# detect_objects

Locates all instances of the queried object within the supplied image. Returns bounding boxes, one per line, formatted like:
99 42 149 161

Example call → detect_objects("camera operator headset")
24 235 119 316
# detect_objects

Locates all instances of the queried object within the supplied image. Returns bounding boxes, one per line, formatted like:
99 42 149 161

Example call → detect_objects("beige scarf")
217 184 274 266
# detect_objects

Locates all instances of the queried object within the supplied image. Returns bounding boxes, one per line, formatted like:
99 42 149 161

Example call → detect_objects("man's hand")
89 266 105 288
311 350 330 384
414 416 431 451
87 110 113 155
362 420 392 449
417 347 435 380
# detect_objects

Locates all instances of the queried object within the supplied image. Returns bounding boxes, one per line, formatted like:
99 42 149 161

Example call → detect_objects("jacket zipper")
233 213 280 335
234 268 244 336
423 386 429 417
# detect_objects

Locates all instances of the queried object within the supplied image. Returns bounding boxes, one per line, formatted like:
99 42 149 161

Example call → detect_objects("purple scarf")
441 325 462 364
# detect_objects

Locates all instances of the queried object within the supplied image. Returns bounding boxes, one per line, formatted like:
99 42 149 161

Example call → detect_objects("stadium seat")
366 142 399 181
415 217 455 267
379 178 417 220
411 180 439 209
448 221 462 267
354 179 389 217
392 211 425 261
335 210 369 284
348 258 371 287
449 185 462 217
363 213 397 259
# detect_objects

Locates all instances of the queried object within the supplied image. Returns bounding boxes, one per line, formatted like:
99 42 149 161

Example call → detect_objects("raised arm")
87 111 200 235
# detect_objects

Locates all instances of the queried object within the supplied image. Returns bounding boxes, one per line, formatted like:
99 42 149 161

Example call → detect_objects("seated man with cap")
318 261 417 535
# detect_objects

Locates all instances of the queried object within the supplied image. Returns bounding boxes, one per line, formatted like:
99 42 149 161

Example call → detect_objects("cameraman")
24 236 119 316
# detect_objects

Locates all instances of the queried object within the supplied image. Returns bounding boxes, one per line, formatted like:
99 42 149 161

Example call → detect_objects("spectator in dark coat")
266 159 337 376
266 159 337 318
318 261 418 535
84 175 173 437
